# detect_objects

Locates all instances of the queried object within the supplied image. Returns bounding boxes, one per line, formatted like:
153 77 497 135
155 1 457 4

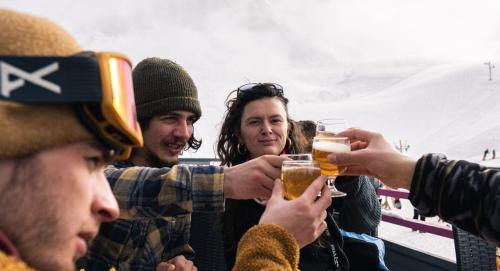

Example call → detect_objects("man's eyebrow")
159 112 179 117
85 141 113 162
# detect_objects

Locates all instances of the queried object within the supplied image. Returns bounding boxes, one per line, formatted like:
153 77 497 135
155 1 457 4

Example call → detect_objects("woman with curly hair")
216 83 382 270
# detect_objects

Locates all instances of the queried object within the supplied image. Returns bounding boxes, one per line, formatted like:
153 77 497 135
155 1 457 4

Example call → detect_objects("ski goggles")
0 51 143 159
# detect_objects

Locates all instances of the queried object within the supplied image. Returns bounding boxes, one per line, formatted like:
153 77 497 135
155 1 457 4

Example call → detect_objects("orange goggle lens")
108 57 139 137
95 52 143 159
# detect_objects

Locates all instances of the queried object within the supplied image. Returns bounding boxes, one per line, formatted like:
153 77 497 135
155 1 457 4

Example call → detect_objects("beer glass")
314 118 350 197
316 118 349 137
282 153 313 161
281 159 321 200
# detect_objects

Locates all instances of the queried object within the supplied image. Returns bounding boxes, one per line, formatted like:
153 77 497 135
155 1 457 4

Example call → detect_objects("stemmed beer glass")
312 118 351 197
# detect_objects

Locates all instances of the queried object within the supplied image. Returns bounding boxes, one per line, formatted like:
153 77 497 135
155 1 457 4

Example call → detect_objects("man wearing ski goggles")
0 51 143 159
0 8 130 271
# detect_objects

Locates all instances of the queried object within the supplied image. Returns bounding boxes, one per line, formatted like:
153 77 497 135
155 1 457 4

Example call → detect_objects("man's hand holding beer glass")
326 128 417 190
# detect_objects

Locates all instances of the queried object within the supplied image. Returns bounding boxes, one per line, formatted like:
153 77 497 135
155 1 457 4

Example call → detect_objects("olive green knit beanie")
133 58 202 121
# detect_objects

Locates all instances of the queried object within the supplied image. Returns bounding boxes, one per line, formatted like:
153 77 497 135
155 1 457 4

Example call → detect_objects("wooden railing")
376 188 453 239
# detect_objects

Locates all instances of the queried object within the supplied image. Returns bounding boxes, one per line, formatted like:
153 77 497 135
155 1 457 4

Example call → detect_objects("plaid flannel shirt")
81 161 225 271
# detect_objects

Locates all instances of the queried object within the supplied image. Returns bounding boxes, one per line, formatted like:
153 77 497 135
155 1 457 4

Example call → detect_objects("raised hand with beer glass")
313 118 351 197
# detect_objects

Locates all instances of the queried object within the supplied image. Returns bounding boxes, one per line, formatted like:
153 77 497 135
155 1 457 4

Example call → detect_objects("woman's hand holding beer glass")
312 118 352 197
260 173 331 248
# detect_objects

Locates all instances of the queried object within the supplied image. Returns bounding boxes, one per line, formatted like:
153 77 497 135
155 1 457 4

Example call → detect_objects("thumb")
270 178 285 200
156 262 175 271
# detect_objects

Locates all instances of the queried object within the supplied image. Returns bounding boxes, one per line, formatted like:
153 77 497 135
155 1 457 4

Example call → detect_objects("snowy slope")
296 63 500 162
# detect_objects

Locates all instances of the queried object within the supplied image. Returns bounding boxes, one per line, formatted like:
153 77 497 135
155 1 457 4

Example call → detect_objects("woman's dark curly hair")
216 83 310 268
216 83 307 166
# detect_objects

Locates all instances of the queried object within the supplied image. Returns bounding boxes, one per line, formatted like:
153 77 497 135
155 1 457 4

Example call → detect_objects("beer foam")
313 141 350 152
282 166 321 172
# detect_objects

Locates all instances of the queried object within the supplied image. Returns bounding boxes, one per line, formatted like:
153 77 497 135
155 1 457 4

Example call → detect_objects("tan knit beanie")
0 8 94 159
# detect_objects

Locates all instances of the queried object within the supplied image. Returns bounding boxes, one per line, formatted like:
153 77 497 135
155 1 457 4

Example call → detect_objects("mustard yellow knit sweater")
233 224 300 271
0 251 35 271
0 225 297 271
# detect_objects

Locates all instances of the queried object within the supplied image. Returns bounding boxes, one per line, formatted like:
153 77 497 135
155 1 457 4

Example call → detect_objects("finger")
350 141 368 151
301 175 327 201
316 220 327 237
259 178 275 196
341 165 371 176
253 161 277 193
328 150 370 166
336 127 376 142
262 154 288 168
156 262 175 271
270 178 284 200
315 185 332 210
260 159 282 188
320 210 327 222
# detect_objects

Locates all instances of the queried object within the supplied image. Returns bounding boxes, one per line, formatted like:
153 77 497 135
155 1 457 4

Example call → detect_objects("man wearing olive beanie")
83 57 203 270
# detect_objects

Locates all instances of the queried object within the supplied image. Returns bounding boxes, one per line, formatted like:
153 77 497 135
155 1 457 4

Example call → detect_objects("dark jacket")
409 153 500 246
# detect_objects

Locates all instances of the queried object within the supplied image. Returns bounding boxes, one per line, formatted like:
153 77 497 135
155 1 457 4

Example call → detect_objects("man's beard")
144 148 180 168
0 155 72 271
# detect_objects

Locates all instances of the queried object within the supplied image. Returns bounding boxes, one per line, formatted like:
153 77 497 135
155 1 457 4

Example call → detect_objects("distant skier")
493 149 496 159
483 148 489 161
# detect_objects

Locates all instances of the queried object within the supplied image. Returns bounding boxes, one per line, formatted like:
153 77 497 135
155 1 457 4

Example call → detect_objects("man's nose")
92 175 119 222
174 120 192 140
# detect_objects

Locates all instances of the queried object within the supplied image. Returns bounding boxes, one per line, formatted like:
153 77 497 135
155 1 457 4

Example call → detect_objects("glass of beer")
313 137 350 175
312 136 350 197
281 159 321 200
313 119 351 197
316 118 349 138
282 153 313 161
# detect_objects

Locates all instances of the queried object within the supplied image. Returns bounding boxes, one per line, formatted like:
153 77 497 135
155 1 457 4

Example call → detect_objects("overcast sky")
3 0 500 158
3 0 500 65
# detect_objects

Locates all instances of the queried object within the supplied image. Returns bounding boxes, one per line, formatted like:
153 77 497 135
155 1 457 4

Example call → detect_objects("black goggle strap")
0 56 102 103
